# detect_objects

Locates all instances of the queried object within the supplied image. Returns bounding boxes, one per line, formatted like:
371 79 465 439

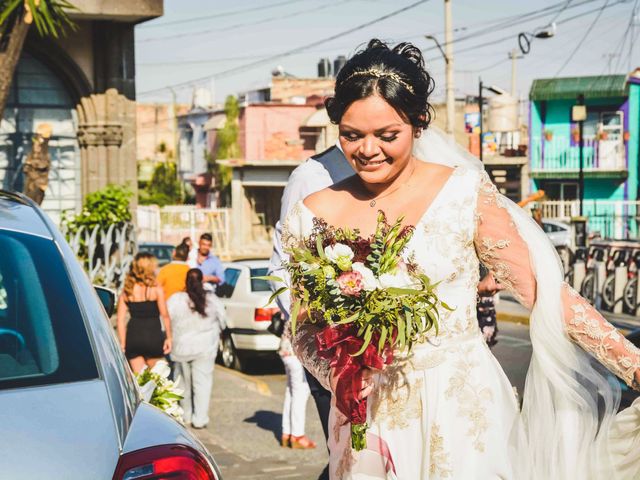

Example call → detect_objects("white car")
216 259 280 370
542 219 571 248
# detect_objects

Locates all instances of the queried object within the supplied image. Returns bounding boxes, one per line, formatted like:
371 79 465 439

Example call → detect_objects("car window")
0 230 98 389
543 223 560 233
250 268 271 292
139 245 173 265
216 268 241 298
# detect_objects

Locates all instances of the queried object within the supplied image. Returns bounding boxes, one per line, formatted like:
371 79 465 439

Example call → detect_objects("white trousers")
174 354 215 428
281 355 310 437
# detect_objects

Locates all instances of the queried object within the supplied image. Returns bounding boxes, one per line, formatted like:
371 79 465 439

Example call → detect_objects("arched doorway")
1 52 80 224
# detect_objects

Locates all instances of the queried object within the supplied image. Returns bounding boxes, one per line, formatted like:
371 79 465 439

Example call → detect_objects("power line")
138 0 431 96
136 0 598 68
137 0 307 29
554 0 611 76
138 0 353 44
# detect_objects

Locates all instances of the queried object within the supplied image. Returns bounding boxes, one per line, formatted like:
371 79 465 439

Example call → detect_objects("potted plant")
544 129 553 141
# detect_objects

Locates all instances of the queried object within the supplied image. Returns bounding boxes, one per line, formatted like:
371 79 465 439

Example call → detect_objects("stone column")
76 88 137 204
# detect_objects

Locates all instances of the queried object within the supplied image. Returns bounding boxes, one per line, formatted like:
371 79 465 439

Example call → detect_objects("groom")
269 144 353 480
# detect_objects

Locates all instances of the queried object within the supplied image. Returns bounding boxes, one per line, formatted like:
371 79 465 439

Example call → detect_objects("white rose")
324 243 354 271
377 269 415 289
351 262 377 291
150 360 171 378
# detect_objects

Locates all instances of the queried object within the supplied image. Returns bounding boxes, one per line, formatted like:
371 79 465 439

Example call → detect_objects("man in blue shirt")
190 233 225 287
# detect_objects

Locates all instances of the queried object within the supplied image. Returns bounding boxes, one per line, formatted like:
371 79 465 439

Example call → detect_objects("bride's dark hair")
325 39 435 130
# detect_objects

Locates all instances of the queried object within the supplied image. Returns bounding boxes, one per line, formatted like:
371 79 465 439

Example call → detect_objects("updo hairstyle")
325 39 435 132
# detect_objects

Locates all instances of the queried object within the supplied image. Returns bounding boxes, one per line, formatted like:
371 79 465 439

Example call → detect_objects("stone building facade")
0 1 163 224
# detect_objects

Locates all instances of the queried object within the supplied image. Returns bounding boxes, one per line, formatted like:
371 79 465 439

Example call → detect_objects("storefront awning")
529 75 628 101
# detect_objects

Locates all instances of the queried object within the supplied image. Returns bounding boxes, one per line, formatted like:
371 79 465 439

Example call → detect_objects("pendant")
369 199 376 208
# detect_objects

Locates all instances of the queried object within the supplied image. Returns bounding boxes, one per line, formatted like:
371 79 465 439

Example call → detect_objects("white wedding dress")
282 160 640 480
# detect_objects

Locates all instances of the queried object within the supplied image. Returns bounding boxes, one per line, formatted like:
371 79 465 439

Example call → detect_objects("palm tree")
0 0 75 122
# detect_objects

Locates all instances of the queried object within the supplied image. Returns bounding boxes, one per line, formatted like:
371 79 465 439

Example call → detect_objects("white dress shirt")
268 145 353 319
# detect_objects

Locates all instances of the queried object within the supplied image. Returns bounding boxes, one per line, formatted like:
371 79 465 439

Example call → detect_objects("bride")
281 39 640 479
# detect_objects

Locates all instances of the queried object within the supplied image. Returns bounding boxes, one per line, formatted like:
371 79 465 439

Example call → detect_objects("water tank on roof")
318 58 332 78
334 55 347 76
488 94 518 132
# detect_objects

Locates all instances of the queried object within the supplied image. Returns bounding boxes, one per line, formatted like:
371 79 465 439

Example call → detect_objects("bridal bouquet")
136 360 184 422
270 211 448 450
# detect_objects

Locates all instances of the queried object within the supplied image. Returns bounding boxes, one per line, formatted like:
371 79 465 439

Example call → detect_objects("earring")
414 129 422 138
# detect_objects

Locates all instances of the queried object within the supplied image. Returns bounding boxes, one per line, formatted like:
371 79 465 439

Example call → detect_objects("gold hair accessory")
344 68 415 94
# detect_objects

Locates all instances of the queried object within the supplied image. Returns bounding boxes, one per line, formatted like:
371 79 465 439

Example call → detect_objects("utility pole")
509 49 521 97
444 0 455 137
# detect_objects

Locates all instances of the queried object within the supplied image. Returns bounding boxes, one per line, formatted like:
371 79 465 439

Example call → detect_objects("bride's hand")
329 367 376 400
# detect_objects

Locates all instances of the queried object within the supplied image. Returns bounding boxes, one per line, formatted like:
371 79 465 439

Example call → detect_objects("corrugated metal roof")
529 75 628 101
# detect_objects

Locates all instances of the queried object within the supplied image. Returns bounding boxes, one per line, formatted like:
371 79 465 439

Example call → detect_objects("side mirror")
95 286 116 317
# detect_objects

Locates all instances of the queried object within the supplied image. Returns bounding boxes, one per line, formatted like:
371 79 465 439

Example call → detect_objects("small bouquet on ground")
267 212 449 451
136 360 184 423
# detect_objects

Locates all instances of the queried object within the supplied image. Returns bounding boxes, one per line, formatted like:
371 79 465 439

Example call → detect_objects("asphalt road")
192 321 533 480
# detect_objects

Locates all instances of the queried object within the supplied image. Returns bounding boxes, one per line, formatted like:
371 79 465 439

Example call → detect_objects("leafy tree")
212 95 241 205
0 1 76 122
139 161 182 207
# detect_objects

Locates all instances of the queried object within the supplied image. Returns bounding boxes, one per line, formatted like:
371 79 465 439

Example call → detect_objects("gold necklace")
363 163 417 208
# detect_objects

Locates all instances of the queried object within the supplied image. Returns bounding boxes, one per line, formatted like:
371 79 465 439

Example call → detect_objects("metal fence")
533 199 640 239
137 205 231 257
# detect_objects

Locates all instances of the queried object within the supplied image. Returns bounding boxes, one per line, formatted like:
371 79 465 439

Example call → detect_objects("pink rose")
337 271 364 296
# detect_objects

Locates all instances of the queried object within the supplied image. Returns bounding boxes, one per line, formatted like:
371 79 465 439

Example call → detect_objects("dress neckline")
298 165 459 233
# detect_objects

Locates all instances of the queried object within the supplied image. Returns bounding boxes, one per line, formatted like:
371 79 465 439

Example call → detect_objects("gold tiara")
343 68 415 94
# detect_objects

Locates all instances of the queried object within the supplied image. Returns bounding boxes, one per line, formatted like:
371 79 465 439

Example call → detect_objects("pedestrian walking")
167 268 226 429
279 329 316 450
116 252 172 374
189 233 225 290
157 242 190 300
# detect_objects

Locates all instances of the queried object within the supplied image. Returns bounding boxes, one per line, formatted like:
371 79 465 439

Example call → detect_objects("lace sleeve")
281 201 333 392
290 321 332 391
474 171 640 389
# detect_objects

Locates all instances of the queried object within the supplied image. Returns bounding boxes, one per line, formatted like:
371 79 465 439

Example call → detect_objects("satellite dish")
272 65 285 77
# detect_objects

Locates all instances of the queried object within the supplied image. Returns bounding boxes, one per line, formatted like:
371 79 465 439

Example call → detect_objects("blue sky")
134 0 640 105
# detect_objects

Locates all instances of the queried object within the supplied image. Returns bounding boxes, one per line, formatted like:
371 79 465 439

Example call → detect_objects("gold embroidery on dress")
445 345 493 453
563 284 640 388
429 423 452 478
370 371 423 430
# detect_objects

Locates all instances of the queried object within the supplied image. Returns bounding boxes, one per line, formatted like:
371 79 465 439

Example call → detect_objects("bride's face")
339 94 414 186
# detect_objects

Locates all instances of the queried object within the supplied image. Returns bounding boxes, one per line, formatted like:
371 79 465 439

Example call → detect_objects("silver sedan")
0 191 222 479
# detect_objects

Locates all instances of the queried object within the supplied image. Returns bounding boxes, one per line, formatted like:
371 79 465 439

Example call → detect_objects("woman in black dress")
116 252 172 373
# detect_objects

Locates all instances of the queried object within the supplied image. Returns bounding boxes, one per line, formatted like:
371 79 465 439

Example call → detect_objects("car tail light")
255 307 278 322
112 444 217 480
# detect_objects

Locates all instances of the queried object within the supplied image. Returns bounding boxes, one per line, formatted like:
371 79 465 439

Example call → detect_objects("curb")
497 311 530 326
217 365 272 397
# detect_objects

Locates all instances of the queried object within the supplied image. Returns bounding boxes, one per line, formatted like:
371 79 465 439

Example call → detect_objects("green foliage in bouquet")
268 211 451 355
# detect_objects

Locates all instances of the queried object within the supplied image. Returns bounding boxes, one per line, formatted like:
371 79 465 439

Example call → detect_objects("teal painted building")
529 71 640 238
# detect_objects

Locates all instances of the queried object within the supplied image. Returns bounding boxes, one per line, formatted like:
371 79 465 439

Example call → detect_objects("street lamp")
518 23 556 55
478 80 507 162
424 33 454 136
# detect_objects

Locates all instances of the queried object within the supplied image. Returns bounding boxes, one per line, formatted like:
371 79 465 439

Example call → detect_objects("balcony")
530 136 627 179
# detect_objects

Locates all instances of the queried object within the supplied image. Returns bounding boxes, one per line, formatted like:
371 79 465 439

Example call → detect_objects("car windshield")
250 267 271 292
0 230 98 389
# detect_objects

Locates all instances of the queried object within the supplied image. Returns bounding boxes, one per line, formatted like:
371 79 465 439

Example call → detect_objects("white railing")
531 199 640 239
136 205 231 257
530 136 626 172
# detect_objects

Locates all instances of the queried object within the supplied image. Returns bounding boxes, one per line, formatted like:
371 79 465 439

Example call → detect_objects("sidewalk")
496 294 640 332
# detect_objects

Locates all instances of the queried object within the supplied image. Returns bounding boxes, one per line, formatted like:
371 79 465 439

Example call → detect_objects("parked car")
542 219 571 248
139 242 175 266
216 259 280 370
0 191 222 480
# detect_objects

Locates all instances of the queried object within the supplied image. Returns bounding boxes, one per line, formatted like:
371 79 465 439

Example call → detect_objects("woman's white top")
167 292 227 362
